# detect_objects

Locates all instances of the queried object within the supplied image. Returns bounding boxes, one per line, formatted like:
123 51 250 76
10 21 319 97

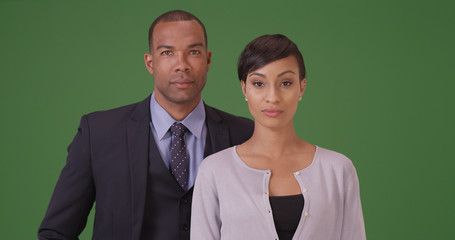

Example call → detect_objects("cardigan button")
304 212 309 216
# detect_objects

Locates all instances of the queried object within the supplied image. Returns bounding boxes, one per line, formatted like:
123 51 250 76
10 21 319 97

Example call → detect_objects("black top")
269 194 304 240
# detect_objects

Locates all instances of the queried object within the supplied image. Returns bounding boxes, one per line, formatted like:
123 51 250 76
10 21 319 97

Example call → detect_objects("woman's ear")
241 80 247 100
299 78 306 100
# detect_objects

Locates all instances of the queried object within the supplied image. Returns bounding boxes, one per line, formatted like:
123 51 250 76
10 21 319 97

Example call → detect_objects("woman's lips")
262 109 283 117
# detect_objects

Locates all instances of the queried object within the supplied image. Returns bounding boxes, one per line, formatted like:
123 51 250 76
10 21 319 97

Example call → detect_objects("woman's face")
242 56 306 130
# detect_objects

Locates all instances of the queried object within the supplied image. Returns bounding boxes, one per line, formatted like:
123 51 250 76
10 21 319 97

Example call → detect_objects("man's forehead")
152 20 205 46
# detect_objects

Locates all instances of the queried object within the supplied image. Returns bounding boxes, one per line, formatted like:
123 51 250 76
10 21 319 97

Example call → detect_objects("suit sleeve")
341 167 367 240
190 164 221 240
38 115 95 240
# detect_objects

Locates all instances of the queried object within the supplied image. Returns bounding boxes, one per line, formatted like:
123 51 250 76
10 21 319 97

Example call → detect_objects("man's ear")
206 50 212 71
144 53 153 75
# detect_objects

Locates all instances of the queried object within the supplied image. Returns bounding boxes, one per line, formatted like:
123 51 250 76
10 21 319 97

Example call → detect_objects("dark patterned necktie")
170 122 189 190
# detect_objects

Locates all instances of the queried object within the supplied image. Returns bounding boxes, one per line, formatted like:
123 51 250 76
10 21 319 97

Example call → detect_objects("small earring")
245 98 248 102
298 96 302 101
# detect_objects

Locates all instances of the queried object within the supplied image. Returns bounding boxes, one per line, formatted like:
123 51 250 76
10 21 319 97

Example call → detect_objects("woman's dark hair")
237 34 306 82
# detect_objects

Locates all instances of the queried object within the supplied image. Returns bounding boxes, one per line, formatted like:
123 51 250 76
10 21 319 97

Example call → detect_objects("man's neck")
154 96 201 121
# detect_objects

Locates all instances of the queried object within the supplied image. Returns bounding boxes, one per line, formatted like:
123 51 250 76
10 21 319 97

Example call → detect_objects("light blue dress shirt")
149 92 207 190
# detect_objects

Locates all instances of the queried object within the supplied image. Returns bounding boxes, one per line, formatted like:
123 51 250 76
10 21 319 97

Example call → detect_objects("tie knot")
170 122 187 137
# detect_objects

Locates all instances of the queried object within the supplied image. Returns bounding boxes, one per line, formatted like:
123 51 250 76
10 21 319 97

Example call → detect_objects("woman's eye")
252 82 264 87
189 50 201 55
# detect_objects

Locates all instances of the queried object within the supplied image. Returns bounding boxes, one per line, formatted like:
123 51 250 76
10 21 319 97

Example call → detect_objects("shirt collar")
150 92 206 140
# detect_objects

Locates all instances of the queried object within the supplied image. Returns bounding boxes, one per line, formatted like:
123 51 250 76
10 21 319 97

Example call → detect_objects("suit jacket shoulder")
204 104 253 148
84 97 150 130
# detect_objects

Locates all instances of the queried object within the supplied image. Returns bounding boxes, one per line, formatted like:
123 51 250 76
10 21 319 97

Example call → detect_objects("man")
38 10 253 240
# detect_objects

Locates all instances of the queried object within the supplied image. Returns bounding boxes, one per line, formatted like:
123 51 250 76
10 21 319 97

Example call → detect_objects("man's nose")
174 54 190 72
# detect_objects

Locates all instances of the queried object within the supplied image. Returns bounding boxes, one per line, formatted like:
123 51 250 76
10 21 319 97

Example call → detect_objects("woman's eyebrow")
277 70 296 77
249 72 266 78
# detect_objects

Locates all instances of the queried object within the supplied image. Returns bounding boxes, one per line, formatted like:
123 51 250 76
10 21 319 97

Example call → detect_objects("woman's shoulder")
314 146 356 173
199 146 238 172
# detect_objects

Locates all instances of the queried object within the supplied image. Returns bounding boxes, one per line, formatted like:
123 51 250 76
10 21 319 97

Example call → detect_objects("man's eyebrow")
188 43 204 48
277 70 296 77
156 45 174 50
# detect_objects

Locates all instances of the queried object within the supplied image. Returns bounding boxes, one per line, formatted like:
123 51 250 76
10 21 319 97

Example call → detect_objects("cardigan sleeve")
341 167 367 240
190 163 222 240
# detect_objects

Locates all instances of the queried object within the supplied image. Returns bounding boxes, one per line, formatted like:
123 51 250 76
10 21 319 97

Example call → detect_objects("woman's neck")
243 122 304 160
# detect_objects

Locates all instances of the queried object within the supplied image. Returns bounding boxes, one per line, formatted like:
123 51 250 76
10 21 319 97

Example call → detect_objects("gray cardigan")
191 146 366 240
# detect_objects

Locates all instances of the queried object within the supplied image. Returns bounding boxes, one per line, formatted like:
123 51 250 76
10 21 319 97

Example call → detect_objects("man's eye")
189 50 201 55
252 82 264 87
282 81 292 87
161 50 172 55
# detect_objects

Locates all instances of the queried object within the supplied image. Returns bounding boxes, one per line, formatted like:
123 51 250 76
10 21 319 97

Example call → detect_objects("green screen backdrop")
1 0 454 239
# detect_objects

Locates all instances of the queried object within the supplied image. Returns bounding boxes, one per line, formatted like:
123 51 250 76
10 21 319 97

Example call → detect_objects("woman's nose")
265 87 280 103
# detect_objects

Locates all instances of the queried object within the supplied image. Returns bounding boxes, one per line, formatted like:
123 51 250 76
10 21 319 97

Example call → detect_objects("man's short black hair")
148 10 207 52
237 34 306 82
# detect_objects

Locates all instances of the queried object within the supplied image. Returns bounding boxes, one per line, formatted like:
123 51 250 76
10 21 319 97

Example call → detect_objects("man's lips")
171 79 194 88
262 109 283 117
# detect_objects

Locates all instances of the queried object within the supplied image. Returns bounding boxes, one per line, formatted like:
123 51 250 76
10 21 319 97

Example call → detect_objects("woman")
191 34 366 240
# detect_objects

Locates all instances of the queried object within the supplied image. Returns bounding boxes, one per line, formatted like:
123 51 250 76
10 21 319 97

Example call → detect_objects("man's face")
145 20 211 108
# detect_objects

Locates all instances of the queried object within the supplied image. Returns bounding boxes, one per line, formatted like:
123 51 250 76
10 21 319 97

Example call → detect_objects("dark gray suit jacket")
38 96 254 240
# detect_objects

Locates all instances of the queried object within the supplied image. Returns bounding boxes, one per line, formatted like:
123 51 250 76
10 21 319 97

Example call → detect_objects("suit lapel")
126 96 151 240
204 104 231 154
